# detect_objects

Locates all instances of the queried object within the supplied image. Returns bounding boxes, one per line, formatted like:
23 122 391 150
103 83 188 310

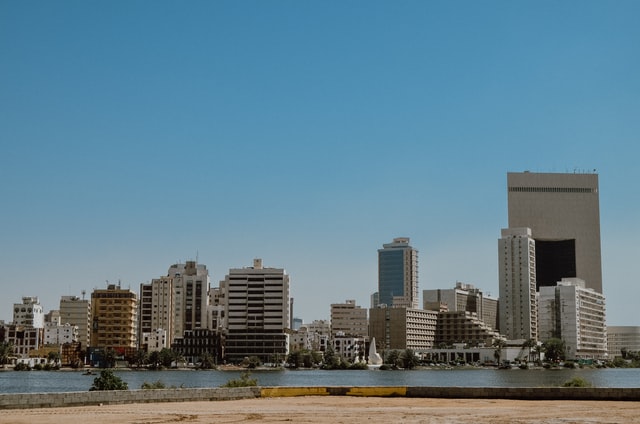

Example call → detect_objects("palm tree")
521 338 536 363
493 339 507 365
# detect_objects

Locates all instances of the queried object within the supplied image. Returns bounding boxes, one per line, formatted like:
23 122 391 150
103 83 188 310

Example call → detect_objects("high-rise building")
507 171 602 293
168 261 210 341
222 259 290 363
59 295 91 349
139 276 174 348
90 284 138 351
498 227 538 341
377 238 419 308
538 278 607 360
330 299 368 338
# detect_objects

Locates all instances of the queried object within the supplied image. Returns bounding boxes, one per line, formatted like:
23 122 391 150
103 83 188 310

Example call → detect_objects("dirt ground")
2 396 640 424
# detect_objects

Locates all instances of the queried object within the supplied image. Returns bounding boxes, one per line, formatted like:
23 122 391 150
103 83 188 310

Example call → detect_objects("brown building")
90 284 138 352
369 307 437 352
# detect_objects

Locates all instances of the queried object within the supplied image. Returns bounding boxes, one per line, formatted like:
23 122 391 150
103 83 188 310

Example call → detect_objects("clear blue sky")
1 1 639 325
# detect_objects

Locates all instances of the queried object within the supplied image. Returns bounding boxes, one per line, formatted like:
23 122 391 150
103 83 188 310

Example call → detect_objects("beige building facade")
369 307 437 352
90 284 138 350
507 171 602 293
330 299 368 338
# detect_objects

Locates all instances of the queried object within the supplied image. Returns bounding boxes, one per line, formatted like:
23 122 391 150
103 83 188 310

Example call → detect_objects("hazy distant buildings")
59 295 91 349
507 171 602 293
498 227 538 341
90 284 138 351
222 259 290 363
377 238 419 308
538 278 607 360
607 326 640 359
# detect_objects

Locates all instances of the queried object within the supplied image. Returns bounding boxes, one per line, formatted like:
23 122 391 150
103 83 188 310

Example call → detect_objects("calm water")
1 368 639 394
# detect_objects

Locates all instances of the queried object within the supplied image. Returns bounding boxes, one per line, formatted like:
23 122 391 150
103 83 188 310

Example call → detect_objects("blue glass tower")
377 238 418 308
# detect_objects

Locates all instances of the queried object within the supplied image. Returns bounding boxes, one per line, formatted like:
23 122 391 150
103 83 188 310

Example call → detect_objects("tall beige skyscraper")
498 227 538 341
507 171 602 293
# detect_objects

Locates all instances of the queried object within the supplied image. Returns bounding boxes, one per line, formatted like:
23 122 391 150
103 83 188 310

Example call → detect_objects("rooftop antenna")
81 290 86 300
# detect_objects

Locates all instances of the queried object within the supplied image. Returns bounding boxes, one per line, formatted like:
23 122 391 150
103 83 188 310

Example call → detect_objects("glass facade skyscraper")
377 238 418 309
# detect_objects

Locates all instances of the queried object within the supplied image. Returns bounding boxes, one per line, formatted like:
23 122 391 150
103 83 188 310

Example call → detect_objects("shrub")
562 376 592 387
222 371 257 388
90 370 128 391
141 380 167 389
14 363 31 371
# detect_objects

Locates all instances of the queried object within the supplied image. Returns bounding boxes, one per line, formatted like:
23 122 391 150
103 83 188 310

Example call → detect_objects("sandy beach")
2 396 640 424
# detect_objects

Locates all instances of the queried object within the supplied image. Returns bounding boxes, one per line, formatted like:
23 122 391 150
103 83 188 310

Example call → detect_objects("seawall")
1 386 639 410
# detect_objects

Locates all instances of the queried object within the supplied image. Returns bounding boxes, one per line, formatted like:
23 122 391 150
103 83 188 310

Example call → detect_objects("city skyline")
2 2 640 325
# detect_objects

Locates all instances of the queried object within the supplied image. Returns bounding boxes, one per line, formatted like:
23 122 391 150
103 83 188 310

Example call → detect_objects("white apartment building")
330 299 368 338
44 322 79 345
141 328 168 352
538 278 607 360
59 295 91 348
498 227 538 341
222 259 290 363
13 297 44 328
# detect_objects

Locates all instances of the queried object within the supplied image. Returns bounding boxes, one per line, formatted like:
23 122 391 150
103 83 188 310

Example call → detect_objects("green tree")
400 349 419 370
0 342 14 368
492 339 507 364
286 350 302 368
158 348 176 368
90 370 128 391
542 338 566 363
384 350 400 368
133 349 148 369
148 350 162 369
198 352 216 369
47 351 61 365
321 346 341 370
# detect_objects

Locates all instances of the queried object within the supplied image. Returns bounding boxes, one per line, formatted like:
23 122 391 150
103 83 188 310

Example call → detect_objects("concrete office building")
538 278 607 360
424 282 499 331
330 299 368 338
369 307 437 352
90 284 138 351
167 261 210 341
139 276 174 348
434 311 503 347
498 227 538 341
607 326 640 359
59 296 91 349
222 259 290 363
377 238 419 309
507 171 602 293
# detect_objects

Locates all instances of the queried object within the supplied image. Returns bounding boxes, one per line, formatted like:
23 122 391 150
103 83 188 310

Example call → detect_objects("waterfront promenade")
3 396 640 424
